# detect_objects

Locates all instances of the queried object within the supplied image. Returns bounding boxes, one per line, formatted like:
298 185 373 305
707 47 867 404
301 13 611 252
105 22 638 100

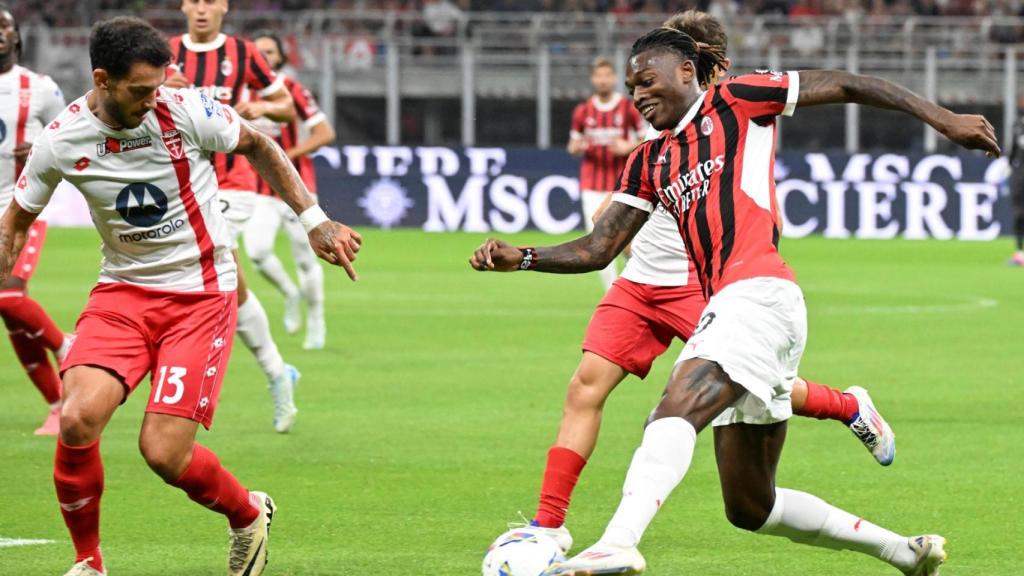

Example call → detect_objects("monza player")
568 57 643 290
475 10 896 555
472 27 998 576
164 0 302 432
0 3 72 435
1006 112 1024 266
0 17 361 576
246 30 335 350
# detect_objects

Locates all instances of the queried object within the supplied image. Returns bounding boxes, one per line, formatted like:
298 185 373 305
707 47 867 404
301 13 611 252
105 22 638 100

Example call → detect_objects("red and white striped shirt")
570 93 644 193
15 88 240 293
168 33 283 193
254 74 325 196
613 71 800 297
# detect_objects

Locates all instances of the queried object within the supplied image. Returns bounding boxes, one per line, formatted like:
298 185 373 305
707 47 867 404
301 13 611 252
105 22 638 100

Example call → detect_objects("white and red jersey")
15 87 240 293
570 93 644 193
614 71 800 297
168 33 284 192
253 73 325 196
0 65 65 212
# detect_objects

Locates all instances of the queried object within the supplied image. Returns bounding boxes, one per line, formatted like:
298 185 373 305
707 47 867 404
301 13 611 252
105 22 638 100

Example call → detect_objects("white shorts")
581 190 612 233
675 277 807 427
218 190 259 249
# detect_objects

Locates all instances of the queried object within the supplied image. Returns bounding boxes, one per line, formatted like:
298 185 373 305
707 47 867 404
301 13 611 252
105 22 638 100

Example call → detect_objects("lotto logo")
48 120 60 130
16 175 27 189
205 367 217 377
199 397 209 408
213 337 225 348
74 157 90 171
69 103 80 113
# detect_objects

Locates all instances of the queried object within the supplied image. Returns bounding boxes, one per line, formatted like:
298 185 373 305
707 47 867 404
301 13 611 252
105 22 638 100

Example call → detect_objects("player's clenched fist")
940 113 1001 158
469 238 523 272
309 220 362 281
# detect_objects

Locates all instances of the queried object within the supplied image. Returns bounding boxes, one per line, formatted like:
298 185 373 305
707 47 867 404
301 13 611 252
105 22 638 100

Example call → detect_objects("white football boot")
283 293 301 335
902 535 947 576
543 542 646 575
228 492 275 576
63 558 105 576
845 386 896 466
268 365 300 433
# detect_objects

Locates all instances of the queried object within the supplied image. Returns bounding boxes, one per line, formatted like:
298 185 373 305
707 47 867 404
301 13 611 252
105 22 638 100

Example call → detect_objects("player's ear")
93 69 110 92
677 58 695 86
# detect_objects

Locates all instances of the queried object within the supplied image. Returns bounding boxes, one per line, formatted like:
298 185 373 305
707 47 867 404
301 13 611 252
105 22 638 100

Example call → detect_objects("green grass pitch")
1 228 1021 575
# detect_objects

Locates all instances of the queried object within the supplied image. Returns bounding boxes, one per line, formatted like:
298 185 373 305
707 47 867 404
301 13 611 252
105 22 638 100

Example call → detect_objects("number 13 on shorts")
153 365 187 405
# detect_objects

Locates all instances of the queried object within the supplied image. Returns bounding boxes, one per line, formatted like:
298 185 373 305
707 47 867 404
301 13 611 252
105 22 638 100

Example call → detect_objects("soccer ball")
482 529 565 576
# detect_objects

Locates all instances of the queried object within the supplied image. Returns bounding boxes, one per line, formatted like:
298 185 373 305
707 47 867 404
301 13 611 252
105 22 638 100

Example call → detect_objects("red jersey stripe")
14 73 30 178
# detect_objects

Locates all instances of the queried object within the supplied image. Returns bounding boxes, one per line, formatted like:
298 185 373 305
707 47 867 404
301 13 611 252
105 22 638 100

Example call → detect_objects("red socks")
54 440 105 573
170 444 260 529
534 446 588 528
797 380 860 424
8 326 62 404
0 292 64 350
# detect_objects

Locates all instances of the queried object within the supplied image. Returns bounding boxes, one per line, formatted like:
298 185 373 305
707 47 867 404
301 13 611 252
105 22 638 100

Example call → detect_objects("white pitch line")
822 297 998 315
0 537 56 548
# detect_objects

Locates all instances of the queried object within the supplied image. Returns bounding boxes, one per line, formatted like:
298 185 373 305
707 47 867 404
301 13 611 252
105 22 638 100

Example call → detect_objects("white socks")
236 290 285 381
254 253 300 301
757 488 916 570
601 417 696 548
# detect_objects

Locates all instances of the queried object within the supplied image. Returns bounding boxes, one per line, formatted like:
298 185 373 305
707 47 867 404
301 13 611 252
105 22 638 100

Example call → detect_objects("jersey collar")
591 92 622 113
182 33 227 52
673 90 707 136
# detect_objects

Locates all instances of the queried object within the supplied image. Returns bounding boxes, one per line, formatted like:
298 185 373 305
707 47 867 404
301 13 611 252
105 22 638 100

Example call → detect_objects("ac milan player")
472 11 894 555
568 57 643 290
246 31 335 350
165 0 302 433
473 27 998 576
0 17 360 576
0 4 72 435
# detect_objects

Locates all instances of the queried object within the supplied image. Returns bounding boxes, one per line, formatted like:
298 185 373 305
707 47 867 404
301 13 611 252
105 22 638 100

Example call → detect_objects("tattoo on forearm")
799 70 943 126
245 133 314 215
534 202 647 273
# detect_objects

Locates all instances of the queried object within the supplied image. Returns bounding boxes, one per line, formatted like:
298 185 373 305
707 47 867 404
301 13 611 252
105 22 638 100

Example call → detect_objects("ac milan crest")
701 116 714 136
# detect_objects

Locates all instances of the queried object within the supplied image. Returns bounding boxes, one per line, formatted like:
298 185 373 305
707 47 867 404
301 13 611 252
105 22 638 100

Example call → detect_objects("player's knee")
59 404 103 445
138 437 190 481
722 497 773 532
565 372 609 412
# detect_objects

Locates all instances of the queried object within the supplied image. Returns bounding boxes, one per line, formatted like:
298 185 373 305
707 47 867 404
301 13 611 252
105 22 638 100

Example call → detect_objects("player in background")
0 4 72 435
165 0 302 433
568 57 643 291
473 28 998 576
246 31 334 350
0 17 361 576
475 11 895 555
1006 111 1024 266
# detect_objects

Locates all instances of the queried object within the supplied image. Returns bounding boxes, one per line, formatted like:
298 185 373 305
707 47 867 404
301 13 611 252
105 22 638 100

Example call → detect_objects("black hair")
251 29 286 71
89 16 171 79
629 27 727 89
0 4 21 59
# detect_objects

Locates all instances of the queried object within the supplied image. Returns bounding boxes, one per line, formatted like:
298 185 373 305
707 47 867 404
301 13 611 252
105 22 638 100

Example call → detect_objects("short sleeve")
720 71 799 121
38 76 66 124
289 77 326 128
570 104 585 139
611 139 658 213
244 41 285 98
179 88 241 153
14 135 61 213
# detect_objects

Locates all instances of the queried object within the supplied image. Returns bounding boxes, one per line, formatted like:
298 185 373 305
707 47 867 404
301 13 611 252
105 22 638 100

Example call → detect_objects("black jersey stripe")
713 91 738 277
691 108 716 297
213 43 228 89
726 83 787 104
674 130 704 292
193 49 207 93
231 38 247 107
622 139 649 196
174 38 186 69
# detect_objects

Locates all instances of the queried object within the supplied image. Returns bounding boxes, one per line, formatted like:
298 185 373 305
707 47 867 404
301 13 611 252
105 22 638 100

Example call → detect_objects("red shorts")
61 283 237 429
12 220 47 282
582 277 706 379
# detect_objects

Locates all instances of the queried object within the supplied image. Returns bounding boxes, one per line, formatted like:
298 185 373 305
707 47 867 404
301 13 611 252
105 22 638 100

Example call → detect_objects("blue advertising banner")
312 146 1014 240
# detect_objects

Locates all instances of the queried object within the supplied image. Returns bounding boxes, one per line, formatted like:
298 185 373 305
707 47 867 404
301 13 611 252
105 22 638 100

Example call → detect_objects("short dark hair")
0 4 21 59
663 10 728 52
89 16 171 79
252 29 286 71
630 27 727 89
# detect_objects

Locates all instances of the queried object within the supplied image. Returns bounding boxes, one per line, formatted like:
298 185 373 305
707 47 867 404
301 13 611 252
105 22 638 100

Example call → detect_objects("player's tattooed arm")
0 203 37 284
796 70 1001 157
469 201 647 273
235 122 362 280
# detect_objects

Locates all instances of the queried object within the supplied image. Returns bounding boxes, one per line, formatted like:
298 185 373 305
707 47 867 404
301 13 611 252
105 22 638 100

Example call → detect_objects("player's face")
181 0 228 38
626 49 699 131
255 37 283 71
0 10 17 59
591 65 616 98
98 62 166 129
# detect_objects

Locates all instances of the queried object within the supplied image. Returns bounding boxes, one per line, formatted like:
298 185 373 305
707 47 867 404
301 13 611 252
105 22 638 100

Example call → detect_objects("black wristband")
519 247 538 270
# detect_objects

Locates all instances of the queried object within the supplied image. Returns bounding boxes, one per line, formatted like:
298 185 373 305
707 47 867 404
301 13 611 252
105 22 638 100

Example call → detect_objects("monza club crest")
161 129 184 160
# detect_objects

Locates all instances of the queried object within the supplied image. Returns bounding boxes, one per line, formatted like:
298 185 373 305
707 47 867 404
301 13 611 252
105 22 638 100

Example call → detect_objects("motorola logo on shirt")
116 182 185 244
0 118 6 144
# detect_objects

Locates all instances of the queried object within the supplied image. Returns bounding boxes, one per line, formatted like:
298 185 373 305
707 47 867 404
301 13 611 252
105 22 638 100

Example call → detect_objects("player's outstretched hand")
309 221 362 281
941 113 1001 157
469 238 522 272
233 101 264 120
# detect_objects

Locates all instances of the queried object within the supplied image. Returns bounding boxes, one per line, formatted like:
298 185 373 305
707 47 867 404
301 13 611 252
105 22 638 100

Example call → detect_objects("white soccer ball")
482 528 565 576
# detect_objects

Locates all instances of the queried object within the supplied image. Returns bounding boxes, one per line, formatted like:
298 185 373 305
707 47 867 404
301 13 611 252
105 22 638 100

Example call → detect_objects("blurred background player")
1006 110 1024 266
165 0 301 433
0 3 71 435
246 30 334 350
567 56 643 291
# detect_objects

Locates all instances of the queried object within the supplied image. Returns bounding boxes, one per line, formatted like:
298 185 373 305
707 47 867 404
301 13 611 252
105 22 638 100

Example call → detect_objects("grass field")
1 228 1022 575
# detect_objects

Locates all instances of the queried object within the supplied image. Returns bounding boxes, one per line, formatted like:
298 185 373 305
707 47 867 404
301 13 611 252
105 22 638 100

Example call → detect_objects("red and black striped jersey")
255 74 325 197
570 93 644 193
613 71 800 297
168 33 284 192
